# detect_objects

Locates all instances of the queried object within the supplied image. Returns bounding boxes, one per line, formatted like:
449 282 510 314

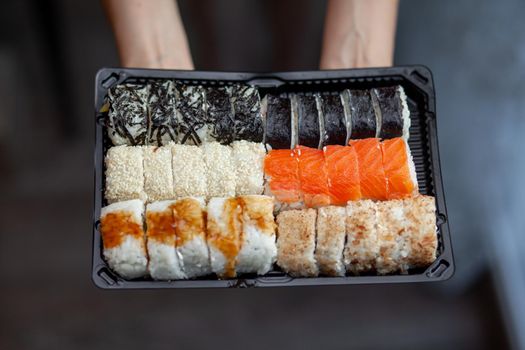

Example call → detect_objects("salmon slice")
264 149 301 203
381 138 417 199
350 138 388 200
296 146 331 207
324 145 362 204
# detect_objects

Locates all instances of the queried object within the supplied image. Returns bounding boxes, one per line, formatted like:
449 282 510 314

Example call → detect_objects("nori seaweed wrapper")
319 94 346 146
372 86 404 139
107 84 149 145
175 85 210 145
295 95 321 148
205 87 235 145
347 89 377 139
147 80 178 146
231 85 263 142
264 94 292 149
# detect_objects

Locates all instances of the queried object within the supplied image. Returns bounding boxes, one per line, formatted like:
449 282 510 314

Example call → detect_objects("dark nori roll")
205 87 235 145
231 85 264 143
319 94 347 146
263 94 292 149
372 86 404 139
347 89 377 139
295 95 321 148
175 85 210 145
147 80 178 146
107 84 149 146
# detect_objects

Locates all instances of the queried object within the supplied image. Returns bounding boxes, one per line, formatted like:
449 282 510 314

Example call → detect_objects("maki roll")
147 80 178 146
293 95 322 148
315 206 346 277
236 195 277 275
175 85 210 145
262 94 293 149
202 142 236 198
345 89 377 139
276 208 318 277
205 87 235 145
318 94 348 147
232 141 266 196
172 197 212 278
171 144 208 198
372 86 411 140
107 84 149 146
231 85 264 143
105 145 146 203
143 145 174 202
100 199 148 279
145 200 186 280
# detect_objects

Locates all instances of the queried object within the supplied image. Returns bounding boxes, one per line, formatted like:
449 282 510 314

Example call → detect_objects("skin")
102 0 398 70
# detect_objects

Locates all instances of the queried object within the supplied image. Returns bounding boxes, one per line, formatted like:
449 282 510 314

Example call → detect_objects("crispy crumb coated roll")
344 200 380 275
143 146 174 202
172 197 211 278
232 141 266 196
105 145 146 203
203 142 236 198
404 195 437 268
236 195 277 275
145 200 186 280
315 206 346 277
171 144 208 198
276 209 318 277
100 200 148 279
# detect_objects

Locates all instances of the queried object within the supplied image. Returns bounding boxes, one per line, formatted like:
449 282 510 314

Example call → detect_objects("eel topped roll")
205 87 235 145
262 94 293 149
372 86 411 139
231 85 264 143
175 85 209 145
107 84 149 146
100 199 148 279
318 94 348 147
293 94 322 148
147 80 178 146
345 89 377 139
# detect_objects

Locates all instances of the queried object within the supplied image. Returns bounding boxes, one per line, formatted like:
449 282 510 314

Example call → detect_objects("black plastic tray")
92 66 454 289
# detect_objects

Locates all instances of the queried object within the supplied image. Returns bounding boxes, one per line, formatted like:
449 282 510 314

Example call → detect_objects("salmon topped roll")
323 145 361 204
350 138 388 200
100 200 148 279
296 146 331 208
145 200 186 280
264 149 303 211
381 138 418 199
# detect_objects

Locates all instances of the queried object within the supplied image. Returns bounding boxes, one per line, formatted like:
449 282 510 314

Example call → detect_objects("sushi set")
93 66 453 288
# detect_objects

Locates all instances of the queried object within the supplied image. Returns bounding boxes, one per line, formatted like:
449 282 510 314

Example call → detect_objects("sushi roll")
145 200 186 280
276 209 318 277
147 80 178 145
315 206 346 277
231 85 264 143
202 142 236 198
262 94 293 149
175 85 210 145
143 145 174 202
171 144 208 198
296 146 331 208
206 197 242 278
172 197 212 278
105 145 147 203
232 141 265 196
345 89 377 139
236 195 277 275
107 84 149 146
318 94 348 147
351 138 388 200
205 87 235 145
343 200 380 274
264 149 303 212
100 199 148 279
381 138 418 199
293 95 322 148
372 86 411 139
403 195 438 268
323 145 362 204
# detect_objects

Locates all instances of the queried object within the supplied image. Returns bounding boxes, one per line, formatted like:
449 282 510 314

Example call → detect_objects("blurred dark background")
1 0 524 349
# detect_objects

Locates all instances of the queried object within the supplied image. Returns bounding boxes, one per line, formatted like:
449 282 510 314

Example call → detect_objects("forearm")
320 0 399 69
102 0 193 69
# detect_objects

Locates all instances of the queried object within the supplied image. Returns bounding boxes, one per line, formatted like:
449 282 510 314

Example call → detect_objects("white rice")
398 85 411 140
